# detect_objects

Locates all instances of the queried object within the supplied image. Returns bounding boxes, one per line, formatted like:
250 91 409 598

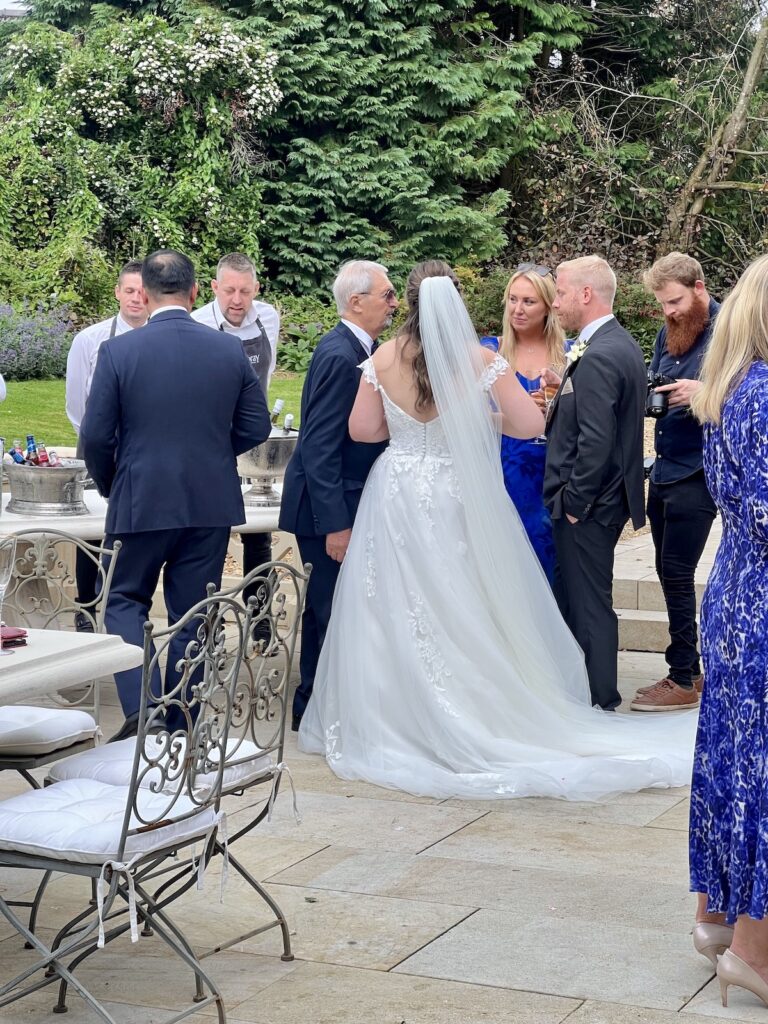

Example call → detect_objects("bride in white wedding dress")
299 261 697 801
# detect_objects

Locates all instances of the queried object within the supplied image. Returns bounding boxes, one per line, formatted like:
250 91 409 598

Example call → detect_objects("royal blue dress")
689 361 768 922
480 336 555 582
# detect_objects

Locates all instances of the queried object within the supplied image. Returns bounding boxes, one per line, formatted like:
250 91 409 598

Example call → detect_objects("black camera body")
646 371 676 418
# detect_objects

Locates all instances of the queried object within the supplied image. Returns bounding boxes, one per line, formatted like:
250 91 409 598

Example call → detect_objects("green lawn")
1 372 306 448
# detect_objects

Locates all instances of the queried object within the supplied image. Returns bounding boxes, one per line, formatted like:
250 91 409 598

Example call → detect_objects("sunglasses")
515 263 552 278
358 288 398 302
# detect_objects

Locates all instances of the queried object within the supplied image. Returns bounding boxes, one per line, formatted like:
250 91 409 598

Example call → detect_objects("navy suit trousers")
105 526 230 728
292 533 340 722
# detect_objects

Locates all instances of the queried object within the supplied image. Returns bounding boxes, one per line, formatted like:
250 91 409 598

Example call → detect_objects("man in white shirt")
64 260 146 630
192 252 279 400
65 261 146 435
192 253 281 629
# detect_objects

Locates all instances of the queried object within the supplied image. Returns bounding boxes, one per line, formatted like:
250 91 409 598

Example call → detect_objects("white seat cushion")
0 706 97 756
47 736 274 793
0 778 218 864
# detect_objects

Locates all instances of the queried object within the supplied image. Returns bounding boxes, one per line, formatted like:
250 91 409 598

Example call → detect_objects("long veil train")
299 277 696 800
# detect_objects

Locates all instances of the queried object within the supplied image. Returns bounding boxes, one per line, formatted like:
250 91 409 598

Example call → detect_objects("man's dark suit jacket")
279 322 387 538
81 308 271 535
543 317 646 530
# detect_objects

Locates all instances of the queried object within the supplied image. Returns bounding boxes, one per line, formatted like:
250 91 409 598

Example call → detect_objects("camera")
645 371 676 418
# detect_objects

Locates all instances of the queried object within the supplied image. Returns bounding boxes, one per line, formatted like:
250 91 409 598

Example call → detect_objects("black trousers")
647 470 716 686
292 534 340 723
75 541 103 607
241 531 274 640
552 516 624 710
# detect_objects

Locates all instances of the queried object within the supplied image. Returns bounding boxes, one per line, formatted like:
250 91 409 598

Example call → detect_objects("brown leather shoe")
636 673 704 696
630 678 699 712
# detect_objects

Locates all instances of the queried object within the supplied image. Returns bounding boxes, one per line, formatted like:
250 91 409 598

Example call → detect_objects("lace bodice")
360 354 508 461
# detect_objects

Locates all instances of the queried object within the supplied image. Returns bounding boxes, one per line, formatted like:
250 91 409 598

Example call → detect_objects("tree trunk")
660 15 768 253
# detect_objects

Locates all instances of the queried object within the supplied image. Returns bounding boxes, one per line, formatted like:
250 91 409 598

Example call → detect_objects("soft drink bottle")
37 443 50 466
9 440 25 465
25 435 39 464
47 449 61 467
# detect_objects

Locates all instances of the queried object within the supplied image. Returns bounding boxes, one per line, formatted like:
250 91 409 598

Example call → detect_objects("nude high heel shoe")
692 922 734 967
717 949 768 1008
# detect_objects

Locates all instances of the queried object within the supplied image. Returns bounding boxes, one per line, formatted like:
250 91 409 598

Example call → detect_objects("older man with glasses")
279 260 398 730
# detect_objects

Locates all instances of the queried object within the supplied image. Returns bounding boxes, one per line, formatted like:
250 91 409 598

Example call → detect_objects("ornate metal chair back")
117 591 250 861
0 531 122 719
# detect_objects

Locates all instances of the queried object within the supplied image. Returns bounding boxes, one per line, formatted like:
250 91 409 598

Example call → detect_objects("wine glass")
0 536 18 657
531 364 562 444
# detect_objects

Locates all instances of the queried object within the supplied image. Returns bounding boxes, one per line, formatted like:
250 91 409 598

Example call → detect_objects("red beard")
665 297 710 356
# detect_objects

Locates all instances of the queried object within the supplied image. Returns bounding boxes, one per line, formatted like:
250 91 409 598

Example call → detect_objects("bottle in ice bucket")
283 413 294 432
25 435 39 465
47 449 60 467
9 440 25 465
37 442 50 466
270 398 285 425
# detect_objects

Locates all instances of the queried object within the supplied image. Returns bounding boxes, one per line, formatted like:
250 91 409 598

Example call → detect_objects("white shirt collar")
578 313 614 344
149 305 188 319
341 318 374 356
115 312 146 332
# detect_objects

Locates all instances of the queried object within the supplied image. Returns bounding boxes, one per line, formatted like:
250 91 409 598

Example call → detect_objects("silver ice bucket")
6 459 89 516
237 427 299 507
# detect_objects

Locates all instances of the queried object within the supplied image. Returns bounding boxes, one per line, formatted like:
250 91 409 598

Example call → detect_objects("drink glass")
532 365 561 444
0 536 17 656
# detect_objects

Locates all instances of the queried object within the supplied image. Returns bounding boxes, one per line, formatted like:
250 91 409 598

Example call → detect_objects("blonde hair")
643 252 704 292
692 254 768 425
556 256 617 306
499 270 565 370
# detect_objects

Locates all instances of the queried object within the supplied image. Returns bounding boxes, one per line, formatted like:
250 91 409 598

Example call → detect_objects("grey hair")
216 252 258 281
333 260 389 316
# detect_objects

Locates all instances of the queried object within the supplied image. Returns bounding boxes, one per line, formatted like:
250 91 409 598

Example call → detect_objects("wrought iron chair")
0 589 251 1023
48 558 310 975
2 529 122 723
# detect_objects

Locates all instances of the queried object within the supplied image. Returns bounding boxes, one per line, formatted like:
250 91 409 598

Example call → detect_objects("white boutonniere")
566 339 589 366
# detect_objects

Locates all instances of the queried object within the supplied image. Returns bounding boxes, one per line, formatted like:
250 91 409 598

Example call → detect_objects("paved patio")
1 522 755 1024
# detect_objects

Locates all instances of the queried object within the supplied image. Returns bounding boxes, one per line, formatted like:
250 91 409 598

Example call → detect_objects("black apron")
221 316 271 398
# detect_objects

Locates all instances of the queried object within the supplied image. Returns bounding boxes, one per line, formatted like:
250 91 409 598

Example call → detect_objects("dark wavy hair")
401 260 461 411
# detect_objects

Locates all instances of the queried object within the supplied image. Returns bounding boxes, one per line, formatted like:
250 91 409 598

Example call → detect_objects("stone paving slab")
217 960 581 1024
393 907 709 1012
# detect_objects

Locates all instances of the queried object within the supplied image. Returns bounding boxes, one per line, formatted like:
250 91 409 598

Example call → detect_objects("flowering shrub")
0 304 72 380
0 14 281 317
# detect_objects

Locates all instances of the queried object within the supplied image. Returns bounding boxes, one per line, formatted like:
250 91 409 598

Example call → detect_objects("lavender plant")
0 304 72 380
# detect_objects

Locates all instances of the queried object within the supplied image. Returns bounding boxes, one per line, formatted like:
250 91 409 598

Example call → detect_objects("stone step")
617 607 677 653
613 576 707 612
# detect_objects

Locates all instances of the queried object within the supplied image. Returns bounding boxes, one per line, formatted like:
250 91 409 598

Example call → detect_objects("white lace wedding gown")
299 355 697 801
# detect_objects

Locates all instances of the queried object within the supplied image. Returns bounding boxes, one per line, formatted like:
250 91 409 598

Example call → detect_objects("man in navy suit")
81 249 271 738
279 261 398 729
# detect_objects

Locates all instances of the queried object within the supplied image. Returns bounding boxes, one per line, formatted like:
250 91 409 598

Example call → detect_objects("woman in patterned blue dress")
480 264 566 582
689 255 768 1008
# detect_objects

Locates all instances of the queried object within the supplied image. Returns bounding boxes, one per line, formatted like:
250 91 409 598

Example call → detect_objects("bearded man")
630 252 719 711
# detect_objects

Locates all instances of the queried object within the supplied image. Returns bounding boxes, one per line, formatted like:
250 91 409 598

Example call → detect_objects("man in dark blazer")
81 249 271 738
543 256 646 710
279 261 398 729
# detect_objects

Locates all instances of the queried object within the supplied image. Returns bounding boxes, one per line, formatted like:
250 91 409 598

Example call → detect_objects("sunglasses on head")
515 263 552 278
